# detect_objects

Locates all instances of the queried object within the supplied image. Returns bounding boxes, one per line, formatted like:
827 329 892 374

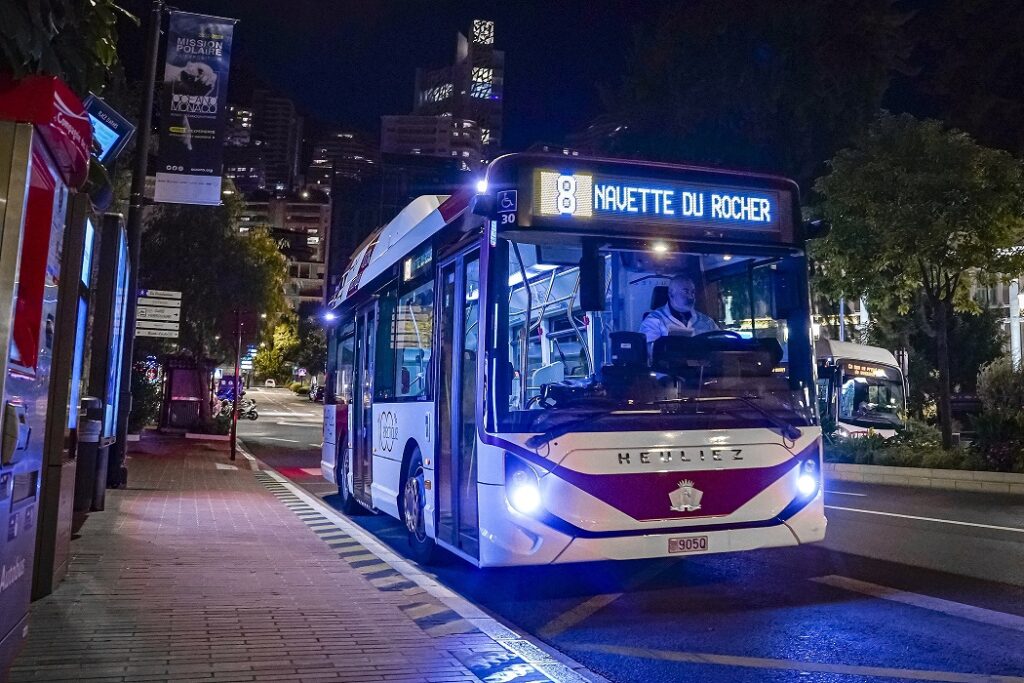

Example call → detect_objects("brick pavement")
9 437 529 683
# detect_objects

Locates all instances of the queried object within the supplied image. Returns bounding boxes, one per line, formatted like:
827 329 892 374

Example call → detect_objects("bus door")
435 249 481 558
352 304 375 506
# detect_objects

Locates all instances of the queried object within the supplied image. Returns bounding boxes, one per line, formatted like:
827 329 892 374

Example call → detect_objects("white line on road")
264 436 300 443
812 575 1024 634
537 559 678 639
573 643 1024 683
825 490 867 496
825 505 1024 534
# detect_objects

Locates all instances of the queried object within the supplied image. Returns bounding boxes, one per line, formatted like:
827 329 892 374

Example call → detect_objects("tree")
598 0 910 189
140 182 287 420
813 113 1024 447
0 0 132 94
863 295 1006 417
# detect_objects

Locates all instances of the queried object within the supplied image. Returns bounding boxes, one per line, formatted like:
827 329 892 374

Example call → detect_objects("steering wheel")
695 330 743 340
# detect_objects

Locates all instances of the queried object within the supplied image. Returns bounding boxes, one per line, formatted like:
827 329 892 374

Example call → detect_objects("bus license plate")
668 536 709 554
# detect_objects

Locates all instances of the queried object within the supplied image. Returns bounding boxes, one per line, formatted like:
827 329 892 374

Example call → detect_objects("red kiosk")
0 75 91 673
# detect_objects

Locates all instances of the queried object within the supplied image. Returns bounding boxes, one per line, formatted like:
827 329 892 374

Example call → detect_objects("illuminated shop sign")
533 170 780 231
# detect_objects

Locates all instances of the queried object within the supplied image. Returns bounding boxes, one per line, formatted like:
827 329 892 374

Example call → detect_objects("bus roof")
815 338 900 369
328 188 474 308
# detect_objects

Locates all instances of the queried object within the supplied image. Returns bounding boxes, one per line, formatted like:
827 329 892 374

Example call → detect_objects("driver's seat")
642 286 669 320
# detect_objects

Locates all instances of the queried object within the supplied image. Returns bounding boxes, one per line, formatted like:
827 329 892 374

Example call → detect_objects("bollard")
72 398 103 519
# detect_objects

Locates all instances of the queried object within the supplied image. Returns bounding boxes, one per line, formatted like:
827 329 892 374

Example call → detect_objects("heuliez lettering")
617 449 743 465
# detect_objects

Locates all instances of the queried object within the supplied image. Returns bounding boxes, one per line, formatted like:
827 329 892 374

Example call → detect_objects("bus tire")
337 450 363 516
401 450 436 564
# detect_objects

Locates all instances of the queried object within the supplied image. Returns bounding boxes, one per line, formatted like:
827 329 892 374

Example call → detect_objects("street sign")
137 306 181 321
136 290 182 339
136 328 179 339
138 296 181 308
240 361 253 370
136 320 179 331
139 289 182 300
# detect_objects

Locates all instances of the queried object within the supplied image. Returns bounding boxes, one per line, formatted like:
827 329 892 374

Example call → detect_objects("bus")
322 154 826 566
815 338 906 439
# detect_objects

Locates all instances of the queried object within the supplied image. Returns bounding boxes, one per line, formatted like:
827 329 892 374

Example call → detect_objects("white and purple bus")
322 154 826 566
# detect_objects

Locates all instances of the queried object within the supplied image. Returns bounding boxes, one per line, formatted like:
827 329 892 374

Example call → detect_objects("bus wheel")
337 452 362 515
402 451 436 563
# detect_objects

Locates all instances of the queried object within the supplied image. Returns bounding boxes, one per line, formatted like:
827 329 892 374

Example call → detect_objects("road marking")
825 490 867 496
259 468 608 683
573 643 1024 682
811 575 1024 634
264 436 300 443
825 505 1024 534
537 559 678 639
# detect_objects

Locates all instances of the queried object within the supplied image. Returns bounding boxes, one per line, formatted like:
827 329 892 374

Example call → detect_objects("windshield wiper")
525 408 619 449
657 396 802 440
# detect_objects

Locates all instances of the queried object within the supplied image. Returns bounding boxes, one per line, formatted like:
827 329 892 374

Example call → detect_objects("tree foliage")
813 113 1024 445
0 0 133 94
598 0 909 188
139 185 287 364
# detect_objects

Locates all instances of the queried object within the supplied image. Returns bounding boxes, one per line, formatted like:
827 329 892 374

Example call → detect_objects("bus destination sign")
532 169 781 231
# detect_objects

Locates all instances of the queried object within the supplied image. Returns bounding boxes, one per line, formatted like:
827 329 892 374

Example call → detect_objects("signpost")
136 289 181 339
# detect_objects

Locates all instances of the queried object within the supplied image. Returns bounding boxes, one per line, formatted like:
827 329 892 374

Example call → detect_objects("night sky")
120 0 659 148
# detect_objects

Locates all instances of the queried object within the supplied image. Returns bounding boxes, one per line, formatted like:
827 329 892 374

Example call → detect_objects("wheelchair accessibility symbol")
497 190 517 213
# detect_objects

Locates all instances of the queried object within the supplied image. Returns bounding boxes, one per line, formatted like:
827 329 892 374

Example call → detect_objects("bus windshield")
838 361 905 428
489 238 816 435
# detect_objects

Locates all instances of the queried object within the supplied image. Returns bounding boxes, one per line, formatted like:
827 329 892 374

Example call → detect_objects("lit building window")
422 83 453 103
471 68 493 99
472 20 494 45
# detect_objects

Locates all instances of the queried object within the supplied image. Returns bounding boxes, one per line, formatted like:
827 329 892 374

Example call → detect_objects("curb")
825 462 1024 495
235 441 609 683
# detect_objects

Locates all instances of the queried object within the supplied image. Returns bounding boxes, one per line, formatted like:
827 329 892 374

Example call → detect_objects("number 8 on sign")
557 174 577 215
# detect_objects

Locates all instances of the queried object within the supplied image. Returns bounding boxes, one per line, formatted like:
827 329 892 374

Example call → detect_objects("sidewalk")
10 437 560 683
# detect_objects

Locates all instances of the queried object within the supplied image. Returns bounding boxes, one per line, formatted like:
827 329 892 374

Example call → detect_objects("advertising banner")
154 11 236 206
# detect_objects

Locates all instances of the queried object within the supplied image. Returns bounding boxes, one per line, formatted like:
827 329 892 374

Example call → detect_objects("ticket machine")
0 76 91 674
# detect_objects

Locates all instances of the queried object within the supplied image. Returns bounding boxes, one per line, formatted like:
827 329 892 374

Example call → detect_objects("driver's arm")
639 314 664 344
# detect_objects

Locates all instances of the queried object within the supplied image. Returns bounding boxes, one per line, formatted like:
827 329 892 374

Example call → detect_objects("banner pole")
111 0 164 486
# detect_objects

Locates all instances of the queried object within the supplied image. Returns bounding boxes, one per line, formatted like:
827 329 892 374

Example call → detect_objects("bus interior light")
652 241 669 254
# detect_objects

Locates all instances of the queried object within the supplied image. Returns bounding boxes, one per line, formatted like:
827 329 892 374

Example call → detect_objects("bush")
970 358 1024 472
127 367 162 433
824 419 969 469
288 381 306 394
977 358 1024 411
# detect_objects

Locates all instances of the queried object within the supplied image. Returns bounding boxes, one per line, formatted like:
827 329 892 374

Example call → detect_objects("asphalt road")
240 387 1024 683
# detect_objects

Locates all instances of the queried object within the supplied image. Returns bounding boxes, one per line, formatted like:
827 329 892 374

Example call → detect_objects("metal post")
111 0 163 486
230 310 241 460
1010 276 1021 370
838 297 846 342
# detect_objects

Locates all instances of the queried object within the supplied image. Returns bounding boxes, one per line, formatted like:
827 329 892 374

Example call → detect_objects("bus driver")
639 274 719 349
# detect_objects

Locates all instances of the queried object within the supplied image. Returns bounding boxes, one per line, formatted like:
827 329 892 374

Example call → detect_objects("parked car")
264 378 277 388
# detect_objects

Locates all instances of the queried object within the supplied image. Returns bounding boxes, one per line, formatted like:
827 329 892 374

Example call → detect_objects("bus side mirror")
579 241 605 312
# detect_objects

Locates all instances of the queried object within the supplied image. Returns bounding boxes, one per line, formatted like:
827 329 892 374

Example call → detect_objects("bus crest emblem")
669 480 703 512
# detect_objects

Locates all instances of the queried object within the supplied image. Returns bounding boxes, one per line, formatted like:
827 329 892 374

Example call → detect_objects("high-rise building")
380 115 482 169
413 19 504 158
252 89 304 190
238 189 331 310
304 129 378 194
225 105 255 147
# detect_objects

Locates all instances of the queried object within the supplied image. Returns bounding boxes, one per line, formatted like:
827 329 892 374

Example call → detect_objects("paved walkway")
11 437 544 683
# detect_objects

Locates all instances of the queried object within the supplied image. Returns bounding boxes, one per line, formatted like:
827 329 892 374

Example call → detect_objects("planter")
825 462 1024 494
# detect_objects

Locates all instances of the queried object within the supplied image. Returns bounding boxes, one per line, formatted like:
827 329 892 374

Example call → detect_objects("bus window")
394 280 434 399
336 333 355 405
374 283 398 401
495 240 815 432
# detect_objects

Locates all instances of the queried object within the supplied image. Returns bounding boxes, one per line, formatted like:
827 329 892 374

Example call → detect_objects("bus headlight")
505 455 541 514
797 459 818 497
